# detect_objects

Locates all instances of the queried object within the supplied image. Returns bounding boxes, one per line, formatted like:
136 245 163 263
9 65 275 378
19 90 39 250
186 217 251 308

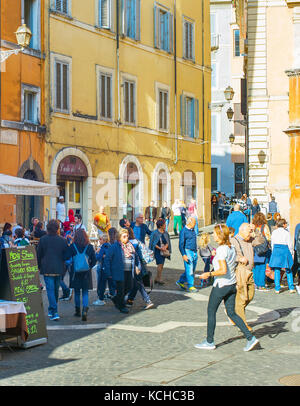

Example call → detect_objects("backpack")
138 241 154 264
15 238 29 247
296 230 300 259
253 225 270 257
73 244 90 273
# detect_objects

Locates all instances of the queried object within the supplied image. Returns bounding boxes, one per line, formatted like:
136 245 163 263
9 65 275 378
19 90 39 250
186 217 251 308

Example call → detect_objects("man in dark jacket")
176 217 198 293
37 220 70 321
130 214 152 244
145 201 157 231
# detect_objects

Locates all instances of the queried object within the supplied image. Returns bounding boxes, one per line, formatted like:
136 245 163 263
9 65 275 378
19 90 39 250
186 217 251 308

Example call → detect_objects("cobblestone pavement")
0 228 300 386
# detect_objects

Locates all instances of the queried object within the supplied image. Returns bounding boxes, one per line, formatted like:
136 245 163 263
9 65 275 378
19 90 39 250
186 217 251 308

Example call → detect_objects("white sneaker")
93 299 105 306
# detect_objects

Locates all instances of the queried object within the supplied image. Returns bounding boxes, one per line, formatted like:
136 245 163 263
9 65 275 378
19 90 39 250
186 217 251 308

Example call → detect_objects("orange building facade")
284 1 300 236
0 0 45 228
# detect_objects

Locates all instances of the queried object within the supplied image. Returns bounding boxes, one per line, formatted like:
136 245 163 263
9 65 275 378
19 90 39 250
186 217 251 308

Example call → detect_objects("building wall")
247 0 292 219
44 0 211 229
0 0 45 226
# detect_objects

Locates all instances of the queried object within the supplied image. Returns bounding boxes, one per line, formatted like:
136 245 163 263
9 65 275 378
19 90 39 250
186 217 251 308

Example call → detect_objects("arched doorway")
158 170 167 209
119 155 144 222
123 162 140 222
152 162 171 209
56 155 88 219
23 170 41 229
182 171 197 204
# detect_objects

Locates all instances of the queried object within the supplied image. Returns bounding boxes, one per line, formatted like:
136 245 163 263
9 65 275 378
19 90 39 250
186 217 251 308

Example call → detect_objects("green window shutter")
169 12 174 53
195 99 199 138
136 0 141 40
180 95 186 136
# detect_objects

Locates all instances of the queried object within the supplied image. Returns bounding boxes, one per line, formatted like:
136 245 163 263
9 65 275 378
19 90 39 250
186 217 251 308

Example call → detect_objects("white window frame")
51 53 72 115
21 83 41 124
97 0 114 30
50 0 72 17
155 82 170 133
122 73 137 126
182 16 195 61
96 65 114 122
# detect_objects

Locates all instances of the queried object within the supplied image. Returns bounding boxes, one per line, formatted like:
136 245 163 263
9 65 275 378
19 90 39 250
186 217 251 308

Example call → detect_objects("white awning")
0 174 59 197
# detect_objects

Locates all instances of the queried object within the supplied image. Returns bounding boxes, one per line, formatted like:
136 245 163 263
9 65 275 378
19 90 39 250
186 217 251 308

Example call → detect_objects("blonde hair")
199 233 210 249
119 228 129 237
214 224 231 247
253 198 258 206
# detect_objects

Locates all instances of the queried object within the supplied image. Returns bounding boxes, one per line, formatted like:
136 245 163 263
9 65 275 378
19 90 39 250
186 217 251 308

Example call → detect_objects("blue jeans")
253 263 266 288
274 268 294 292
74 288 89 308
128 273 151 303
178 249 198 289
97 267 115 300
165 218 170 231
44 275 61 316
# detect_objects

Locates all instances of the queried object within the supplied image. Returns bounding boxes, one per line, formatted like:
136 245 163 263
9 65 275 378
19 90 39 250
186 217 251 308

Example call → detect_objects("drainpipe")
0 0 2 140
173 0 178 165
202 0 205 165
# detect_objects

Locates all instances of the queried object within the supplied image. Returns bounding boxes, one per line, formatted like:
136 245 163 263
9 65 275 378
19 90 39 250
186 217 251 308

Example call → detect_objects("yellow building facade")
44 0 211 229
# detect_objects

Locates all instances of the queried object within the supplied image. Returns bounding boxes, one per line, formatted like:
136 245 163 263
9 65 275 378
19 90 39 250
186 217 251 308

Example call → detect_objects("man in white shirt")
56 196 66 224
172 199 182 236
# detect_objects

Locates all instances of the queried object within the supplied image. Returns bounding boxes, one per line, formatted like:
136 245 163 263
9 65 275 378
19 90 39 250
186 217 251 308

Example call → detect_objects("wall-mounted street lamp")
229 133 245 147
224 86 235 101
224 85 249 195
0 24 32 64
226 107 234 121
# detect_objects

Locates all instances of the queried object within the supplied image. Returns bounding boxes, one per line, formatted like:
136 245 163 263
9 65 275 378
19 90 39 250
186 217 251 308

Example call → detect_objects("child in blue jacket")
93 234 115 306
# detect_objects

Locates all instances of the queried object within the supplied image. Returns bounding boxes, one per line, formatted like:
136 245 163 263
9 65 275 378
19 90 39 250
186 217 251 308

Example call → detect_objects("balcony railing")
211 34 220 52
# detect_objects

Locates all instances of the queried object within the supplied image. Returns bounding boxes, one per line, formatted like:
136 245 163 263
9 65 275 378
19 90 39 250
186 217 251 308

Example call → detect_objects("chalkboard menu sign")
0 246 47 348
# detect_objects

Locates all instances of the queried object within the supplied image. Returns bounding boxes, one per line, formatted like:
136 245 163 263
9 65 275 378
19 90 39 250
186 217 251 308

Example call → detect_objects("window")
211 113 217 143
24 0 40 50
22 84 40 124
99 0 111 29
121 0 141 41
180 94 199 138
24 92 37 123
158 89 168 131
100 73 112 120
235 163 245 194
234 29 240 57
54 0 68 14
183 19 194 61
211 62 217 89
211 168 218 192
154 4 173 53
55 60 70 113
124 80 136 124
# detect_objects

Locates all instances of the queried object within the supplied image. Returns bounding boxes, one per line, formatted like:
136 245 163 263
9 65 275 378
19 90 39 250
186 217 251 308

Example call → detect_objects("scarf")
121 242 135 258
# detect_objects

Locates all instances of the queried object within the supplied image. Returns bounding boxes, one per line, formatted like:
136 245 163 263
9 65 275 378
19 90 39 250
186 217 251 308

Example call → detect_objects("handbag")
160 237 170 257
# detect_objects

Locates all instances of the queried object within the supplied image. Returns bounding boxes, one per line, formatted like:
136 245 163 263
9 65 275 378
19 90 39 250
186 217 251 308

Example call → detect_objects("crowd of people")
1 193 299 352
